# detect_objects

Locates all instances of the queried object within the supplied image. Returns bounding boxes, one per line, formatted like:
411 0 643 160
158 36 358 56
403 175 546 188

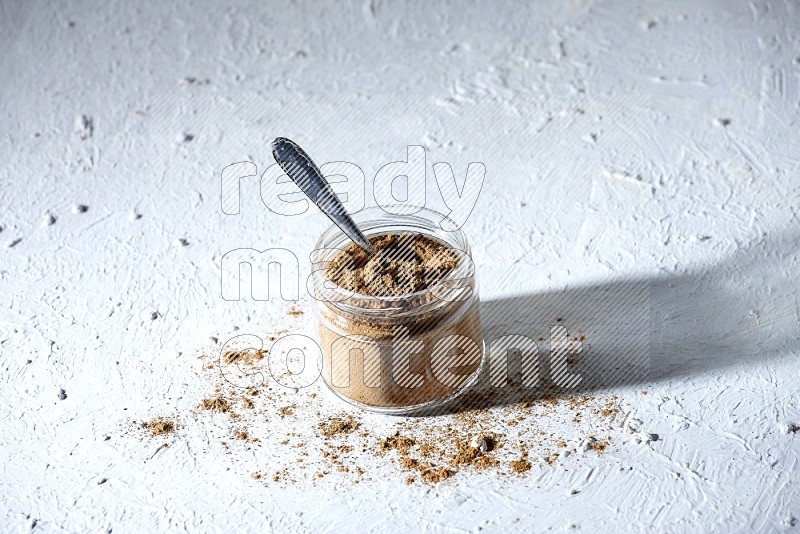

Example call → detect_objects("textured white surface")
2 0 800 532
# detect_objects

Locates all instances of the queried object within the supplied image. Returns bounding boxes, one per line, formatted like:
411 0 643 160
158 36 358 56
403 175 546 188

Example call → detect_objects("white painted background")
2 0 799 532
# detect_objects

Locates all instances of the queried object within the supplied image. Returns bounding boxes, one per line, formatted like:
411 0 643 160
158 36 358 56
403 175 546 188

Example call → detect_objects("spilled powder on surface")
133 329 626 487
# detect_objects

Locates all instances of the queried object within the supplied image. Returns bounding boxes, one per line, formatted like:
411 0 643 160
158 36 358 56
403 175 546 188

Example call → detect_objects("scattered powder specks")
140 417 176 437
278 405 296 417
509 457 532 474
134 328 623 489
319 416 359 437
200 395 231 413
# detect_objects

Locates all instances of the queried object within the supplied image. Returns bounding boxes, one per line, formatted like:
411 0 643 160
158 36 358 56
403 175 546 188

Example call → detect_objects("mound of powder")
325 232 461 297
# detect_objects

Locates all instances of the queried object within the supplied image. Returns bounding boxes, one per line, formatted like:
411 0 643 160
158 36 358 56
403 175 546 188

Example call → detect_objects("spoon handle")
271 137 375 255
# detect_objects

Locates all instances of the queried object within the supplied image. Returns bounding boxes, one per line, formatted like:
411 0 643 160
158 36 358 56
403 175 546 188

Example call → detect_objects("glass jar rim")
311 205 474 315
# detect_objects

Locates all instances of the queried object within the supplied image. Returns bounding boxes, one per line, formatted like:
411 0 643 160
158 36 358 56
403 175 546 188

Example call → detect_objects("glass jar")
310 206 484 415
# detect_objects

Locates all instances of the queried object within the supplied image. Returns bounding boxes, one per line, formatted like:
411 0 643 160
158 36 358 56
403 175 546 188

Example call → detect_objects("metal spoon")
271 137 375 255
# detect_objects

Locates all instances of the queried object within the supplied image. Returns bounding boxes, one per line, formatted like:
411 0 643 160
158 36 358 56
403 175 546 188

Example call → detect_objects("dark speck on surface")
181 76 210 86
58 389 67 400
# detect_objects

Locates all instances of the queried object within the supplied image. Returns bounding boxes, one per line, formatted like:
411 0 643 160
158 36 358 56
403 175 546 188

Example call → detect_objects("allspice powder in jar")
310 207 485 415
